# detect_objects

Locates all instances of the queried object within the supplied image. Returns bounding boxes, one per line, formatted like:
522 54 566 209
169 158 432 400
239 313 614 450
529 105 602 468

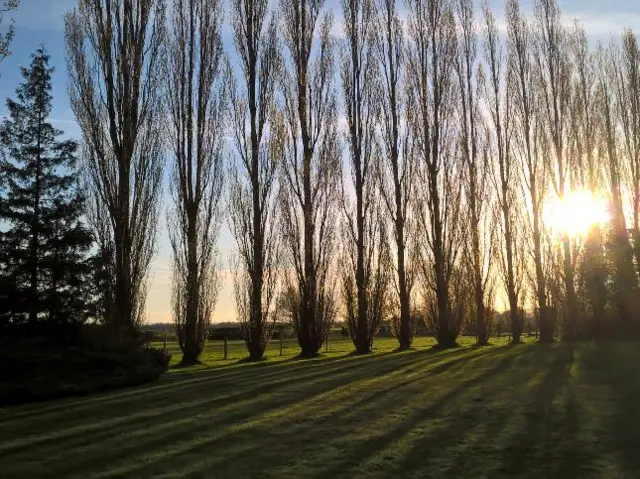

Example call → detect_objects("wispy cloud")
470 10 638 39
565 11 640 37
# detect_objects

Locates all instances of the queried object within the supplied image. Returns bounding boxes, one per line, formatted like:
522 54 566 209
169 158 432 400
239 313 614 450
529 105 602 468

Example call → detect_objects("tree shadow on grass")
3 340 453 426
179 341 638 479
1 348 363 423
580 342 640 476
9 341 614 479
53 347 501 477
392 342 636 479
1 354 338 425
100 346 502 478
302 345 531 479
498 344 574 470
0 344 485 474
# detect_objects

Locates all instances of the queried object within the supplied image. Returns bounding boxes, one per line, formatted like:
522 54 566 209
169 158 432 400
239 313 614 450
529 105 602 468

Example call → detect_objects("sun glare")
545 190 609 238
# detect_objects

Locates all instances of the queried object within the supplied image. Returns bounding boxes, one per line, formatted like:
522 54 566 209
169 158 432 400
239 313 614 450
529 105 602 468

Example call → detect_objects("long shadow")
499 343 575 476
115 340 640 479
95 345 506 478
66 349 504 477
0 345 476 472
37 350 465 476
1 351 352 422
583 341 640 476
300 345 533 479
0 350 416 454
4 338 437 423
433 343 546 477
385 345 536 477
547 372 591 477
335 346 502 424
0 349 403 431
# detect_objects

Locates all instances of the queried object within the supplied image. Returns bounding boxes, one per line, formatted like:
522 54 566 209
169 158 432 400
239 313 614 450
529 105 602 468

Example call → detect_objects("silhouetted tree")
373 0 416 350
454 0 494 346
597 42 639 334
0 0 19 282
507 0 552 342
228 0 283 361
616 31 640 281
0 48 94 326
65 0 166 328
483 0 524 344
568 23 607 338
341 0 389 354
533 0 578 339
280 0 340 357
165 0 226 365
407 0 462 348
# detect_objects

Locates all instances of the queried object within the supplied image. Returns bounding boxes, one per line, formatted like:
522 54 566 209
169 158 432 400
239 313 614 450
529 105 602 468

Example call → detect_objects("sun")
544 190 609 238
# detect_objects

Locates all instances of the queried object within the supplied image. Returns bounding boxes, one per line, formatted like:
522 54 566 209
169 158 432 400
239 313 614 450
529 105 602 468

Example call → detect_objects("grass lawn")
1 337 638 478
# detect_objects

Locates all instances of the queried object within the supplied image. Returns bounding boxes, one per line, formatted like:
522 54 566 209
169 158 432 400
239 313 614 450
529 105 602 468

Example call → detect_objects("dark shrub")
0 324 171 405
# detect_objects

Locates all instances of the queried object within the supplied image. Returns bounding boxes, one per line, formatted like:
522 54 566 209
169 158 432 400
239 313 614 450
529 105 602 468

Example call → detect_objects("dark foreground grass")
0 338 638 478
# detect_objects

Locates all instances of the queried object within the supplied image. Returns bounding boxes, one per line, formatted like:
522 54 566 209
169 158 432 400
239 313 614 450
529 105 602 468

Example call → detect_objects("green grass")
1 337 639 478
159 335 450 370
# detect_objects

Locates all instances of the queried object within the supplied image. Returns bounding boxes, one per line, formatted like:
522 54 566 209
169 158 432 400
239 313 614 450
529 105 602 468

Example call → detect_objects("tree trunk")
530 178 551 343
115 159 133 329
182 210 201 365
300 154 319 356
299 20 322 357
561 235 579 340
503 209 521 344
470 183 487 346
248 19 265 360
396 223 411 350
634 182 640 278
432 173 454 348
29 111 43 327
355 170 369 355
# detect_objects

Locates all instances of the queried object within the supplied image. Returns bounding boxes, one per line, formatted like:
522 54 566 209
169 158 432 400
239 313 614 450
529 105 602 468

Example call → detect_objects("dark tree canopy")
0 48 94 326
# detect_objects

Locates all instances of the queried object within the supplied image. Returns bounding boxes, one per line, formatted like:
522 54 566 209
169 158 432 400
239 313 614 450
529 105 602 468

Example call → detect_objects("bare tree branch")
165 0 226 365
280 0 340 356
65 0 166 328
228 0 282 360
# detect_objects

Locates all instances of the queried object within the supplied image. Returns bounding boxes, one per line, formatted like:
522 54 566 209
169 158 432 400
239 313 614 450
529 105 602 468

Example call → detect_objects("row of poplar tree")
3 0 640 366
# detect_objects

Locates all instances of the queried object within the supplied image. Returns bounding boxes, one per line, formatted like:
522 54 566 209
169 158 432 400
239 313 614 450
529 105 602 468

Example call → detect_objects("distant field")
1 338 638 477
155 336 502 370
154 335 530 369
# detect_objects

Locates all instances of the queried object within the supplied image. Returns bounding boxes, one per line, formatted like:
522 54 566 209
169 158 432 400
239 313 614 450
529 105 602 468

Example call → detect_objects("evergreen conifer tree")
0 47 94 326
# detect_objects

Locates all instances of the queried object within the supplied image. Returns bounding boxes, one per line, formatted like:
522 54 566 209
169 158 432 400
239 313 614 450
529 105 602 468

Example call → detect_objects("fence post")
224 336 228 360
163 335 167 357
325 333 329 353
279 328 283 356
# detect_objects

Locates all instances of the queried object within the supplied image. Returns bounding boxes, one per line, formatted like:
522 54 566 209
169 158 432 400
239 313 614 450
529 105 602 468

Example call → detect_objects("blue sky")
0 0 638 323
